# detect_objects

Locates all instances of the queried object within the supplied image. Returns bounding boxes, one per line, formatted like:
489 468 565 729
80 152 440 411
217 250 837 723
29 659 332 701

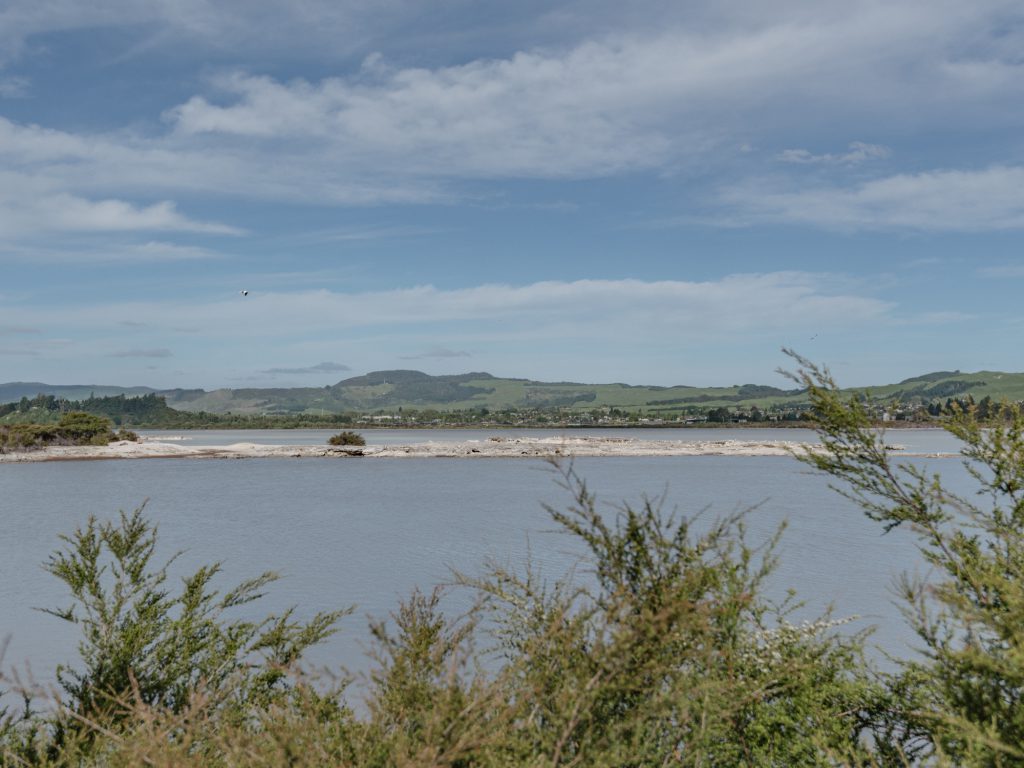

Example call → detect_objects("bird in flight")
240 290 249 297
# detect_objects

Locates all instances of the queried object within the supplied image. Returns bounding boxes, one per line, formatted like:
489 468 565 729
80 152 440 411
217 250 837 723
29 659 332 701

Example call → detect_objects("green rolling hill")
4 368 1024 417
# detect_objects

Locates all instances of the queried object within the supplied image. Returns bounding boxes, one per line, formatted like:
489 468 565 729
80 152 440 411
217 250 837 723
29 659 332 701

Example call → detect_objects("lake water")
1 428 970 695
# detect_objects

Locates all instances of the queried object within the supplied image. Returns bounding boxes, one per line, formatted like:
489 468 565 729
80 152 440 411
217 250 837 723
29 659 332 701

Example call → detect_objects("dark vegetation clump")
0 412 136 452
3 354 1024 764
327 430 366 446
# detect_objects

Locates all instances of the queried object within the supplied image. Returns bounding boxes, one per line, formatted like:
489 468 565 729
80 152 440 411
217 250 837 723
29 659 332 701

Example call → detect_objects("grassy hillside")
157 373 800 414
5 369 1024 416
157 368 1024 415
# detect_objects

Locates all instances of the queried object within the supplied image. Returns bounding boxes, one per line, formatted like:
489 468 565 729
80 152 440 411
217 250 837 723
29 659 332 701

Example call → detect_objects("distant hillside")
3 369 1024 416
0 382 158 402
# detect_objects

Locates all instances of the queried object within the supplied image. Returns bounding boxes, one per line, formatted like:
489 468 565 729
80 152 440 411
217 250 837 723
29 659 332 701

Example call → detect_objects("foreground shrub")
328 430 366 446
786 352 1024 765
0 507 347 765
457 466 883 766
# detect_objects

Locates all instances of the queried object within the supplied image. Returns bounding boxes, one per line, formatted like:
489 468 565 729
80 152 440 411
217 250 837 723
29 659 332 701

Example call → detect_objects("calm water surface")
1 428 969 690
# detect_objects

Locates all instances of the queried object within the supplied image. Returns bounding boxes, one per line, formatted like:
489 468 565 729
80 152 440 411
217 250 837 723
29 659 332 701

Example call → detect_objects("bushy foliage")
454 466 881 766
0 412 119 452
786 351 1024 765
1 507 347 764
54 412 115 444
328 430 366 446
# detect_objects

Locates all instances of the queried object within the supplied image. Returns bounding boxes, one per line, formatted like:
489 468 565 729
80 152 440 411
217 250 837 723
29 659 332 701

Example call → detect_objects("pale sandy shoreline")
0 436 958 462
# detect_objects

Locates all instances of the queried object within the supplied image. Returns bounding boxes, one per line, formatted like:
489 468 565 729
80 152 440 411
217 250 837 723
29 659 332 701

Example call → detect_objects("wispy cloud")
0 76 28 97
400 347 472 360
979 264 1024 278
0 0 424 66
5 273 897 342
108 348 173 358
261 361 351 374
0 239 227 264
0 271 980 387
776 141 890 165
129 241 226 260
0 336 67 355
906 311 976 324
717 166 1024 232
291 226 445 244
0 172 242 236
0 324 40 334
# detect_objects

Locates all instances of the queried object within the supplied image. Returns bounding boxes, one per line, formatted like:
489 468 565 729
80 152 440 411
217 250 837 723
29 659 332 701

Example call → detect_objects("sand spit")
0 436 958 463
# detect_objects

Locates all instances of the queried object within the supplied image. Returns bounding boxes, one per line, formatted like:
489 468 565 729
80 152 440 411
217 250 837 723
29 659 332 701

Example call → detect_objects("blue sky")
1 1 1023 389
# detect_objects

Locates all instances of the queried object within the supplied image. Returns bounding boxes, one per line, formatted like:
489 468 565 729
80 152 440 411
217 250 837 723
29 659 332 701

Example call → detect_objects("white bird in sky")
239 290 249 296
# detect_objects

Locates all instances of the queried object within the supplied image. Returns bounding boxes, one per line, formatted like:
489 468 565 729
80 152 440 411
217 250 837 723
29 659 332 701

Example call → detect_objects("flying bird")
240 290 249 296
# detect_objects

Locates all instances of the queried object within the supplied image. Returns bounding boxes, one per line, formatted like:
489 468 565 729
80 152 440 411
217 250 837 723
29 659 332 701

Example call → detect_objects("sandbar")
0 436 957 462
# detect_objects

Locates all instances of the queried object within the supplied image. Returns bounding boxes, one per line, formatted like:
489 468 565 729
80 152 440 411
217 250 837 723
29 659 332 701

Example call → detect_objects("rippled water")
1 428 970 690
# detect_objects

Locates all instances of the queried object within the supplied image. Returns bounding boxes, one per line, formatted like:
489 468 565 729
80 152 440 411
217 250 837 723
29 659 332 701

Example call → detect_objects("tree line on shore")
3 389 1021 432
2 356 1024 765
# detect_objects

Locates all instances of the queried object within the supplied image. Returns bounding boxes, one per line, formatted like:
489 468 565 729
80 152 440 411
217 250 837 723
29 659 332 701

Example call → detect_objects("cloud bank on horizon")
0 1 1021 388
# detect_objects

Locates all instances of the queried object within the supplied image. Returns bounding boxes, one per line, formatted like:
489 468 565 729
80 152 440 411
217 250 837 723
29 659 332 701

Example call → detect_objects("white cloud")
0 240 226 264
261 361 352 374
718 166 1024 232
906 311 976 324
0 0 421 66
130 241 224 260
979 264 1024 278
0 166 239 239
0 324 40 334
0 75 28 97
0 337 70 356
0 4 1015 200
0 170 241 236
400 347 472 359
13 267 998 388
156 3 1023 183
0 272 926 386
777 142 890 165
108 348 173 358
0 2 1021 236
0 116 443 209
2 273 894 340
31 196 237 234
166 53 678 178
